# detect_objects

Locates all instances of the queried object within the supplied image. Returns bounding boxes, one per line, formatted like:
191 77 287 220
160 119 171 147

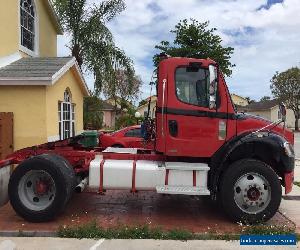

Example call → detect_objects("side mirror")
208 65 218 110
279 103 287 122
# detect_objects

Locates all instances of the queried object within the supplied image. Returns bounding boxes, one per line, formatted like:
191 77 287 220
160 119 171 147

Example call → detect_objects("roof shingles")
0 57 73 79
238 99 279 111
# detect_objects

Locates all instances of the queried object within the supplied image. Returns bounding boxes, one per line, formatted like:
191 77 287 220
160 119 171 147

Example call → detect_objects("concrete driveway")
295 132 300 159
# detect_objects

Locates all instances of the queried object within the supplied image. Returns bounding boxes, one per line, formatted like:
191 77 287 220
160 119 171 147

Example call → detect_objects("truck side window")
175 67 209 108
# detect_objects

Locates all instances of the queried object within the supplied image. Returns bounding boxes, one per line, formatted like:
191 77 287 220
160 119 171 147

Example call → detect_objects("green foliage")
245 97 255 104
58 221 295 241
103 70 142 109
52 0 135 95
83 96 103 129
58 221 195 240
259 96 271 102
138 99 148 107
115 105 140 129
154 19 235 77
57 221 225 240
294 181 300 187
271 67 300 130
242 224 294 236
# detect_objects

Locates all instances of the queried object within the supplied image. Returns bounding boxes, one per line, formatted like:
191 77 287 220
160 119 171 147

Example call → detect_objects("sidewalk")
279 160 300 233
0 238 297 250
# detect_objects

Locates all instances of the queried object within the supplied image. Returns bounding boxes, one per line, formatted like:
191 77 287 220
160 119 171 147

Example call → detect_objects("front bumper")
284 171 294 194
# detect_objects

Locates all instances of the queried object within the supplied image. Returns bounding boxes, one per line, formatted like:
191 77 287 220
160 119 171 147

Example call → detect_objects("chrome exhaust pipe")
75 177 88 193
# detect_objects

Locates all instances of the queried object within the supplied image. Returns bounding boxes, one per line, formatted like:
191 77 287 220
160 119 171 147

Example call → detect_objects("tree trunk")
72 44 83 69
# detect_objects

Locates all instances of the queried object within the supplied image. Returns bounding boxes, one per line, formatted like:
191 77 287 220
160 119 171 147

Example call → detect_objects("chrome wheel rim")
234 172 271 214
18 170 56 211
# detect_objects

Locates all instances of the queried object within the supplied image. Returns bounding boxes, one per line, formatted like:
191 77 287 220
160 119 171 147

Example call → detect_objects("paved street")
0 238 297 250
295 132 300 159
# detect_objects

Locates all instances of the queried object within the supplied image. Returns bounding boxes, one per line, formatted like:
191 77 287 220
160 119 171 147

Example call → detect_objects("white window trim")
59 102 73 140
19 0 39 57
58 91 76 140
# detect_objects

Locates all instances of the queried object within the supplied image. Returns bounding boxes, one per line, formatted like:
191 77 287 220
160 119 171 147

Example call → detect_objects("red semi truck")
0 56 295 223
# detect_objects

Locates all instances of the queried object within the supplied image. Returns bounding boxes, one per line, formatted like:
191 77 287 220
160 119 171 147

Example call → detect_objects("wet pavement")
0 190 292 235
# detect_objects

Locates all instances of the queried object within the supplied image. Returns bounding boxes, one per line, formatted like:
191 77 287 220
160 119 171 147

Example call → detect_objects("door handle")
168 120 178 137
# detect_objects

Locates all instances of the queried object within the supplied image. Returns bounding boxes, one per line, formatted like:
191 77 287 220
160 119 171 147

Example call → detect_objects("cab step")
156 186 210 195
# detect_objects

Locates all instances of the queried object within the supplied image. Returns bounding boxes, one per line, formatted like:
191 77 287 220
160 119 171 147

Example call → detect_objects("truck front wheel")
8 154 76 222
220 159 282 223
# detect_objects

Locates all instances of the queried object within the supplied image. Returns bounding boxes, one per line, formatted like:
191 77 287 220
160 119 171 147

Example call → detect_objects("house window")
20 0 36 52
58 89 75 140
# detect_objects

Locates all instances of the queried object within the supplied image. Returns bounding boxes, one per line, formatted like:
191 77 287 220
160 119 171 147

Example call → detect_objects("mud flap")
0 166 11 207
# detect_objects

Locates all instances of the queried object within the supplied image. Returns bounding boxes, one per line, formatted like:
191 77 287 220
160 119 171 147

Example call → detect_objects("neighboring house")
231 94 249 107
0 0 89 153
106 96 134 111
237 99 296 129
100 101 118 128
137 95 157 118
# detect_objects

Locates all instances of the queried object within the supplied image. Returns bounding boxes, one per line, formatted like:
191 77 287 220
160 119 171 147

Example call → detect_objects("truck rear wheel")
219 159 282 223
8 154 76 222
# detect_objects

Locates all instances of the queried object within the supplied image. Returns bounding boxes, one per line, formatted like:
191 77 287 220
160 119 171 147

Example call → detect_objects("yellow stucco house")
0 0 89 153
137 95 157 118
231 93 249 107
237 99 296 129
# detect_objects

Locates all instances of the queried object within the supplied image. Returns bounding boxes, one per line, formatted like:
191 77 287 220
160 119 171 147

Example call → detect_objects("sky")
57 0 300 102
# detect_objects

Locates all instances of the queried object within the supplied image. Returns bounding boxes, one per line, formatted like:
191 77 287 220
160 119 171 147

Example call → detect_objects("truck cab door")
158 58 230 158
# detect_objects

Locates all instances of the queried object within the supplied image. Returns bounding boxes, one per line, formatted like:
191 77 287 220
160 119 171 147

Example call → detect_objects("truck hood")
236 113 294 145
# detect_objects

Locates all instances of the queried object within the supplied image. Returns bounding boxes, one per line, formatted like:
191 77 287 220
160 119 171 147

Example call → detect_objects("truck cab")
156 57 235 157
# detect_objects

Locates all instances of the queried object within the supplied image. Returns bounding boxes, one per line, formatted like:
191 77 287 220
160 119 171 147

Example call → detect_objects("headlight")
283 142 295 157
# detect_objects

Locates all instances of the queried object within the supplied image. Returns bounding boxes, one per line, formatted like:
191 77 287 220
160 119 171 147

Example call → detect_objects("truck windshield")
175 67 210 108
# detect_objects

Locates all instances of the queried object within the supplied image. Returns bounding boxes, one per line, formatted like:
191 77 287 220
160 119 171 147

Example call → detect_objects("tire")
8 154 76 222
219 158 282 224
47 154 77 199
111 144 124 148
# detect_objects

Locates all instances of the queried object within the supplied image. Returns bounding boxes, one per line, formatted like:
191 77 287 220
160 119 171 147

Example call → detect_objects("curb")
0 231 57 237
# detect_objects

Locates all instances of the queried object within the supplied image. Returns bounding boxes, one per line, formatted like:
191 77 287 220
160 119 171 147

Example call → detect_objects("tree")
83 96 103 130
138 99 147 107
103 69 142 112
153 19 235 77
260 96 271 102
245 97 255 104
115 105 138 129
271 67 300 131
53 0 135 93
